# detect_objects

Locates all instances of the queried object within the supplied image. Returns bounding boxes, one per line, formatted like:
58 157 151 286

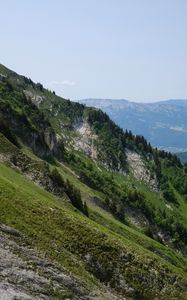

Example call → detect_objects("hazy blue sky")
1 0 187 102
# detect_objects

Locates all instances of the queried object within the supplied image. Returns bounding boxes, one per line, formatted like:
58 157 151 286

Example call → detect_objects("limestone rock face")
126 149 159 191
73 119 98 160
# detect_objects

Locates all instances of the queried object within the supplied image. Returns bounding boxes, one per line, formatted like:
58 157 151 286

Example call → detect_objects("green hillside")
0 64 187 299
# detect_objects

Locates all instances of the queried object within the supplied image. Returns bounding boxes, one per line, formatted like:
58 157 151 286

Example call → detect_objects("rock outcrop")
126 149 159 191
73 120 98 160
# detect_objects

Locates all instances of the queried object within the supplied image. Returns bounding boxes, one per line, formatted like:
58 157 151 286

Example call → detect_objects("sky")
1 0 187 102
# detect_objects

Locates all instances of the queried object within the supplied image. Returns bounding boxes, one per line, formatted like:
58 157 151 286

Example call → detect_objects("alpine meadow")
0 64 187 299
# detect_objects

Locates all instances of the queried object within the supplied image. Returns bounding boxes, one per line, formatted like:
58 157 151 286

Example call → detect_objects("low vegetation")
0 63 187 299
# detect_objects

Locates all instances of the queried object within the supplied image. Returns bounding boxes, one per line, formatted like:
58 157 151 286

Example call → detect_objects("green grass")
0 163 98 286
161 163 187 224
1 63 187 299
0 162 187 299
1 131 186 275
55 160 187 269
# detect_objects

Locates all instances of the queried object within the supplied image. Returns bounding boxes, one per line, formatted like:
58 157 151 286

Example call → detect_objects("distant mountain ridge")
78 98 187 152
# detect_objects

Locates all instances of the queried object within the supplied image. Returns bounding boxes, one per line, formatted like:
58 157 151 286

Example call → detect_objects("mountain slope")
0 64 187 299
1 159 187 300
79 98 187 152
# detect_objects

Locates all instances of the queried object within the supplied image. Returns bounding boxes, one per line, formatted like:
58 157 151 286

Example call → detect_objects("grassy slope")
11 67 186 249
61 149 187 247
56 159 187 269
0 115 186 274
0 133 186 298
0 162 187 300
0 64 187 298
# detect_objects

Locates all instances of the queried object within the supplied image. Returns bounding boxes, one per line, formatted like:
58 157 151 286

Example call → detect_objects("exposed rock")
73 120 98 160
24 90 46 107
9 152 66 199
0 224 118 300
0 224 21 237
126 149 159 191
125 207 149 228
